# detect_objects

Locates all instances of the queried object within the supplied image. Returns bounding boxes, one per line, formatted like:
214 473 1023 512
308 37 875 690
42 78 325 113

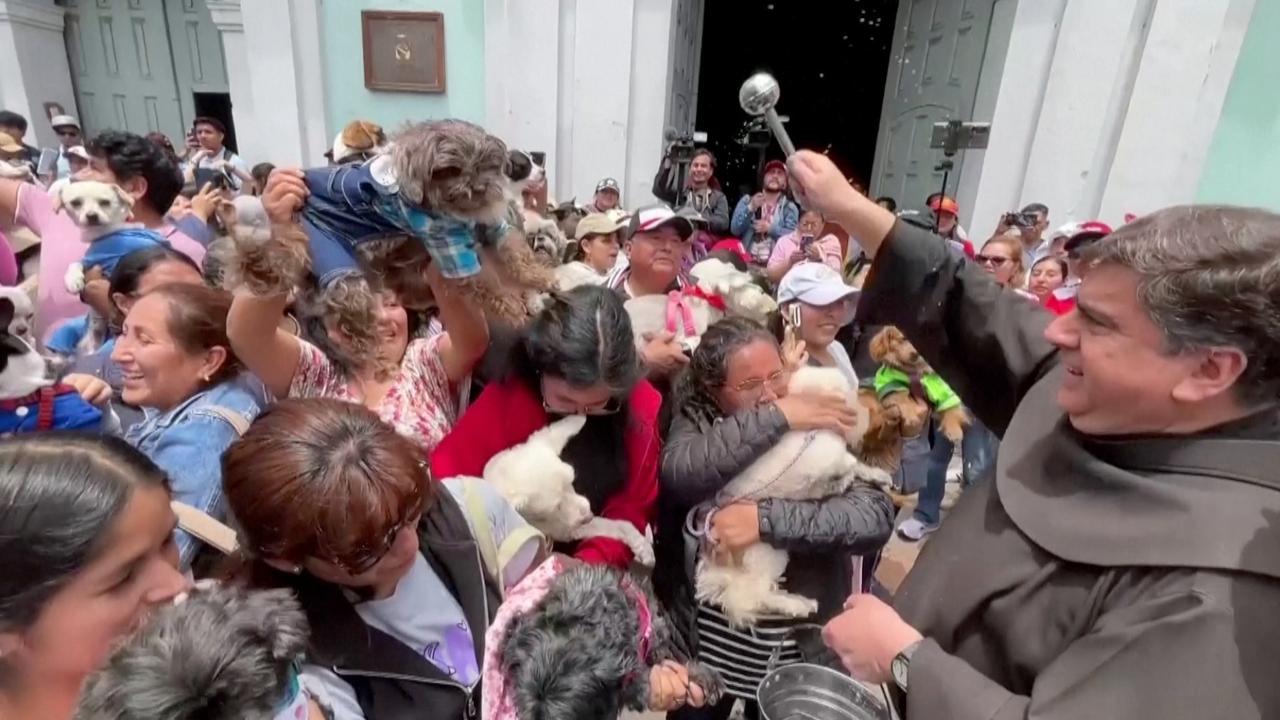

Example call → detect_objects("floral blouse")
289 334 456 451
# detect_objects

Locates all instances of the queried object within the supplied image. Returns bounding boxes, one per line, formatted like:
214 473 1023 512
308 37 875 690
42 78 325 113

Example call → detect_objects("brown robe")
856 220 1280 719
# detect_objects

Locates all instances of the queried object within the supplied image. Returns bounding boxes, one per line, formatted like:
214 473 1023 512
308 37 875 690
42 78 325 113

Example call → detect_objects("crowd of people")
0 102 1277 720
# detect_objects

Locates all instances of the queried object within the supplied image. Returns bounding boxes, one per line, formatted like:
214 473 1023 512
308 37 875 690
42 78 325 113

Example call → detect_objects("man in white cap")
49 114 82 180
44 146 91 198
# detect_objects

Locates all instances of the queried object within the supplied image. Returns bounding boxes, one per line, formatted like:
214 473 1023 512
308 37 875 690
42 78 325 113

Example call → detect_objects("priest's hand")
822 594 922 684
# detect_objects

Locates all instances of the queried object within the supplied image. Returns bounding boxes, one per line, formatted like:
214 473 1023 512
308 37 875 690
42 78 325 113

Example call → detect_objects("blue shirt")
124 374 267 567
730 195 799 263
82 227 169 277
0 385 102 435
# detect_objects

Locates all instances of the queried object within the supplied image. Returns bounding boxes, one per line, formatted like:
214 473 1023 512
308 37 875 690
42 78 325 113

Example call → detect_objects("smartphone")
36 148 58 177
800 234 815 252
786 303 803 329
754 207 763 220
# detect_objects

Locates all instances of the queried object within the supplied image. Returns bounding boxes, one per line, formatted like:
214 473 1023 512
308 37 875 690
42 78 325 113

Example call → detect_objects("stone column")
207 0 328 167
0 0 77 148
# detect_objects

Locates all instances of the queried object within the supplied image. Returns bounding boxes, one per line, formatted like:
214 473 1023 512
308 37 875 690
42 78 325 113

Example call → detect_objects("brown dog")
869 326 969 444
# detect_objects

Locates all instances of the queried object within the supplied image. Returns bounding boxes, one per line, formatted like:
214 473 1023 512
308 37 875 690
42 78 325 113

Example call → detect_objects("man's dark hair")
0 111 27 134
875 196 897 212
1021 202 1049 218
193 116 227 135
87 130 183 215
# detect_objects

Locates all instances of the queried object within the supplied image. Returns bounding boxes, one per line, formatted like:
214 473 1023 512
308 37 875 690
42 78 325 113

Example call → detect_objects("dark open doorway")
193 92 238 154
695 0 898 205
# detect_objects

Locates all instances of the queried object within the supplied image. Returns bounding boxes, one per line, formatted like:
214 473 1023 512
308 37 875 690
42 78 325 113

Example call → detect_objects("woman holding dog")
0 435 189 720
432 285 660 570
657 317 895 717
111 282 266 569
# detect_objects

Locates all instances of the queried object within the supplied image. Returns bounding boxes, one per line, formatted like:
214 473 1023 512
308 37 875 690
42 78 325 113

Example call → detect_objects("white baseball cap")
777 262 859 321
50 114 79 130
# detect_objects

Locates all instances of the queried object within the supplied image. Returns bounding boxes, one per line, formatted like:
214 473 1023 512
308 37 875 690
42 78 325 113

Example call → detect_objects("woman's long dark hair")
504 285 642 513
670 317 778 428
0 435 168 683
107 245 201 331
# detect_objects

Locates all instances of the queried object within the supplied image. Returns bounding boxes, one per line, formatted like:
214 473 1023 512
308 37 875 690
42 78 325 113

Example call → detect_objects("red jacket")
430 378 661 569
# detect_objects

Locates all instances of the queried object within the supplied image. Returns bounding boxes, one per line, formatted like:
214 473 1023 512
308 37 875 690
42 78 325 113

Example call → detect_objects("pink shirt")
289 334 457 451
15 183 206 339
766 231 843 273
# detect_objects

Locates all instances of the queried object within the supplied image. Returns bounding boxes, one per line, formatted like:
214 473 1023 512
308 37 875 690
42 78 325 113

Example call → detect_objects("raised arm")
226 289 300 399
788 151 1058 435
427 262 489 384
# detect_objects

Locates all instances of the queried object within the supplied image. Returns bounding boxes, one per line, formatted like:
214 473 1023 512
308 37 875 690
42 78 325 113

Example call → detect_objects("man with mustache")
730 159 799 266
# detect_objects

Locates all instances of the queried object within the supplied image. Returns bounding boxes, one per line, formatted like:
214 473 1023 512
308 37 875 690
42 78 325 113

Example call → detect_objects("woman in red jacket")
432 285 659 569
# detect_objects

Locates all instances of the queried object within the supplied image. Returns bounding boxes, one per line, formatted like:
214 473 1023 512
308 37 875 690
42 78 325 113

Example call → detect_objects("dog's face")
0 288 35 347
54 180 134 231
484 415 593 534
0 297 51 399
870 326 929 372
524 216 565 266
392 120 510 222
506 149 545 194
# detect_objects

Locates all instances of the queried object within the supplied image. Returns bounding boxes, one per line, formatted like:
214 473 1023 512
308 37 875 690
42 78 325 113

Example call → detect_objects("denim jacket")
124 374 267 567
301 158 507 285
730 195 799 263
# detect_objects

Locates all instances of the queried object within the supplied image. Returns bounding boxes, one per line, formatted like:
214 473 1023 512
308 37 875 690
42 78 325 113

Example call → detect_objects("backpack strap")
171 500 239 555
200 405 251 436
456 477 544 598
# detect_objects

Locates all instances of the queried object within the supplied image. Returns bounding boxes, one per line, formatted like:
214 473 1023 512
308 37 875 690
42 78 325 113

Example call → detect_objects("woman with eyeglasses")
223 397 544 720
431 284 660 570
974 234 1036 299
656 317 894 718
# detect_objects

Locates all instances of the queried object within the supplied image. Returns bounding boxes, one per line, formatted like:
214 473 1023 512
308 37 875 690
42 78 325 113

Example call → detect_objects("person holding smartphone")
765 207 843 284
775 261 861 387
182 116 253 194
730 159 799 265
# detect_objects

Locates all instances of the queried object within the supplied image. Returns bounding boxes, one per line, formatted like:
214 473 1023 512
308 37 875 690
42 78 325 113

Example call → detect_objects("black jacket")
652 157 731 235
283 489 501 720
654 402 894 648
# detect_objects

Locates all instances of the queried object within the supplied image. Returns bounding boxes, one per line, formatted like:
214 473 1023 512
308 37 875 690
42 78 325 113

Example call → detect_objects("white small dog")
695 366 887 627
463 415 655 566
0 287 35 348
54 181 137 294
624 258 776 354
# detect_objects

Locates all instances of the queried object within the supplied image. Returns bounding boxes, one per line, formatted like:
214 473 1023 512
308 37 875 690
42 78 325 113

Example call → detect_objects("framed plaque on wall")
362 10 446 93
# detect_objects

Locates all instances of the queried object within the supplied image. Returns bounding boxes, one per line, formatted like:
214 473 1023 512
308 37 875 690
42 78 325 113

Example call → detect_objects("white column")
484 0 678 207
1097 0 1256 219
209 0 328 167
0 0 76 148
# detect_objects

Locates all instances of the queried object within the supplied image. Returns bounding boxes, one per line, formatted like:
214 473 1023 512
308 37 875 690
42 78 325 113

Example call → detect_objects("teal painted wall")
1196 0 1280 209
321 0 486 137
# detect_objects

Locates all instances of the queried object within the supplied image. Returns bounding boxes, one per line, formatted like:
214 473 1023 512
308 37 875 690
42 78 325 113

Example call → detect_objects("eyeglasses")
540 376 622 416
976 255 1010 267
333 495 423 575
730 368 788 396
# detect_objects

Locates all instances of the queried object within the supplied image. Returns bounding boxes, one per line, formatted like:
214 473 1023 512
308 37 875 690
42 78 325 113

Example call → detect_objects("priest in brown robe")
787 150 1280 719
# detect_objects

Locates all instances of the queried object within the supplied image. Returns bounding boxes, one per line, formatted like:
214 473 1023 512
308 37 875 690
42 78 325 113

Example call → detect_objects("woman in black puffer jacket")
654 317 894 720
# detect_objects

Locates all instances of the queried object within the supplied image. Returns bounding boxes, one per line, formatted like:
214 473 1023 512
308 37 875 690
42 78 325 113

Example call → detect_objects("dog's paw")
64 264 86 294
761 591 819 619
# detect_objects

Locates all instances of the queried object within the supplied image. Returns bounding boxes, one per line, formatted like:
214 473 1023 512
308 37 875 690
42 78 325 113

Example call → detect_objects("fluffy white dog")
54 180 136 294
461 415 655 566
624 258 776 354
695 366 888 627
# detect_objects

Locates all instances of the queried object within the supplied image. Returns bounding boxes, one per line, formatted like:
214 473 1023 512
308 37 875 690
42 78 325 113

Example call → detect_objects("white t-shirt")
301 478 541 720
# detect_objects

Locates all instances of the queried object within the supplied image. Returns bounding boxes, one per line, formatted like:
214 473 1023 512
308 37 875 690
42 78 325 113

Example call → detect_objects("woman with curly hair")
656 317 893 717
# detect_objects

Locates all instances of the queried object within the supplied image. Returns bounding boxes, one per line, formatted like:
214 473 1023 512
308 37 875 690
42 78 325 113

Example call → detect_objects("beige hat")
0 132 23 154
574 212 626 241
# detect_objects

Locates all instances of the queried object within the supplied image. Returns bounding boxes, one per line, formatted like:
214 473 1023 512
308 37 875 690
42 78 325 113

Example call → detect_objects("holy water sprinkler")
739 72 796 156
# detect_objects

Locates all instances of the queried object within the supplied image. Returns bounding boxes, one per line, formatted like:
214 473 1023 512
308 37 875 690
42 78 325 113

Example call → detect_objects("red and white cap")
626 203 694 241
1063 221 1113 252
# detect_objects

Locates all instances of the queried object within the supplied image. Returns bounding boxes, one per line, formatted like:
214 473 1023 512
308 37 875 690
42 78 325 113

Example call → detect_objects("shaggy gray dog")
501 563 724 720
75 585 312 720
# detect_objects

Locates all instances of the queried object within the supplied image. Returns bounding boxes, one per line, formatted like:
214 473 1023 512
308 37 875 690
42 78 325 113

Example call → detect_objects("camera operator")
996 202 1051 271
652 143 729 235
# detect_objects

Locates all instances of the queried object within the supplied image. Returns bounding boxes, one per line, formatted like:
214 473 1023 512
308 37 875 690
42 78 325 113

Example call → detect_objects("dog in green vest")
870 326 970 444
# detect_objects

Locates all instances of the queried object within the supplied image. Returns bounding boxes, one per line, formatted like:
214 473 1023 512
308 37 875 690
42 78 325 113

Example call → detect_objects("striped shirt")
695 603 805 700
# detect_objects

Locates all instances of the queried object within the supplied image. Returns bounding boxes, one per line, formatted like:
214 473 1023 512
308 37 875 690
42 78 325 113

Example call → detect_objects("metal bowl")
757 662 890 720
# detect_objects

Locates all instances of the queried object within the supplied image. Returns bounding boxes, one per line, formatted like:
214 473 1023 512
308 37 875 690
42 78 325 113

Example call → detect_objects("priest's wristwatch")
891 639 923 691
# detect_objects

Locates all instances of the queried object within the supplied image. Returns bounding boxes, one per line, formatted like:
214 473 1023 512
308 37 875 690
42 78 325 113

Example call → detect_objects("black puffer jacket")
653 402 895 649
